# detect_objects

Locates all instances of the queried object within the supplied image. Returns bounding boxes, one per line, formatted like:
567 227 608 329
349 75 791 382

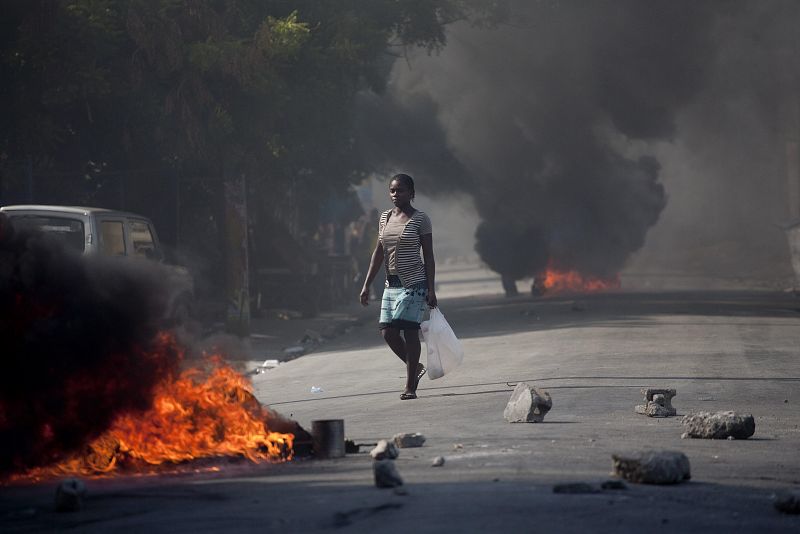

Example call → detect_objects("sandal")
400 392 417 400
416 363 427 382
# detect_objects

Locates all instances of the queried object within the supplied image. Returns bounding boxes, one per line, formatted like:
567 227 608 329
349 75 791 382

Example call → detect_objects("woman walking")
360 174 437 400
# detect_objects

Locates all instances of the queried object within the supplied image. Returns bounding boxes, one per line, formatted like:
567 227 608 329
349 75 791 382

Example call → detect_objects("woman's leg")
403 329 421 393
381 327 407 362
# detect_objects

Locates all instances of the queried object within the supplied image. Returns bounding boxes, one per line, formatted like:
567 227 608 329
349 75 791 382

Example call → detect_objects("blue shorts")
379 276 428 330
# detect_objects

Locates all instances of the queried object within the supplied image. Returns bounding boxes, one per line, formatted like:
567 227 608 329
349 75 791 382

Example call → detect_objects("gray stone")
681 411 755 439
370 439 399 460
503 382 552 423
552 482 600 494
635 388 677 417
54 478 87 513
611 450 691 484
393 432 426 448
431 456 445 467
774 490 800 514
373 459 403 488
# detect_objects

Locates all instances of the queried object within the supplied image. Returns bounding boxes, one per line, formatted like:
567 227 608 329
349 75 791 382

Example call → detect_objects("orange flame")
541 267 619 294
13 335 293 482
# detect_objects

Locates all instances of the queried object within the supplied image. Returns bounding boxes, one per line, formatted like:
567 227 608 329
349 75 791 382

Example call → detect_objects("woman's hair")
390 173 415 199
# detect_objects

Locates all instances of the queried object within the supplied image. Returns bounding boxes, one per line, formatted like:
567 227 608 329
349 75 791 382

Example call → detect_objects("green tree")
0 0 505 303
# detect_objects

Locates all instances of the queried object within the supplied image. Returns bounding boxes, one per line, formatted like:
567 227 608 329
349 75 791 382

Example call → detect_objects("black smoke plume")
359 0 718 281
0 215 179 476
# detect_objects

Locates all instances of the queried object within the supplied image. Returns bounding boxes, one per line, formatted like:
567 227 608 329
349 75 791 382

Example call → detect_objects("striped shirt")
378 209 432 288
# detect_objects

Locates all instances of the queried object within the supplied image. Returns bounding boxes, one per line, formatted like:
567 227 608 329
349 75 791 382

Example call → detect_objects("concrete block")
370 439 399 460
504 382 552 423
611 450 691 484
635 388 677 417
393 432 426 448
681 411 755 439
373 459 403 488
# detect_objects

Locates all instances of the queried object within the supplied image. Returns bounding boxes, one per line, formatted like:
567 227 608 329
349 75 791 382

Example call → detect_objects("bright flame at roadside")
542 267 619 293
13 335 293 481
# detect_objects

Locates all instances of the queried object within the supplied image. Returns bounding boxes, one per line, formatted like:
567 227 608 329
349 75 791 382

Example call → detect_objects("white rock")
373 459 403 488
504 382 552 423
611 450 691 484
370 439 399 460
393 432 426 448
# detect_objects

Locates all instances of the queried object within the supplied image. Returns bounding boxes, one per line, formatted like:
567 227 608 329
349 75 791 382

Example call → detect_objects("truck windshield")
10 215 86 252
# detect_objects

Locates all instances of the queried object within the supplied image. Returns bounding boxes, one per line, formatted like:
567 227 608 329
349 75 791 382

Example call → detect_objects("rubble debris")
393 432 426 448
431 456 445 467
54 478 87 513
774 490 800 514
611 450 691 484
373 459 404 488
681 411 755 440
453 443 464 450
600 479 628 490
635 388 677 417
254 359 280 374
504 382 552 423
370 439 400 460
553 482 600 494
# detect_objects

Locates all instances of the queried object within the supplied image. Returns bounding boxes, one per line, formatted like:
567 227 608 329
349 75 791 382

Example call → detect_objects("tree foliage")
1 0 505 303
1 1 502 191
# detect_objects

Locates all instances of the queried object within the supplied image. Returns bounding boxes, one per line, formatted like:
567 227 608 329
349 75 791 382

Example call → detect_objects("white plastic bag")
420 308 464 379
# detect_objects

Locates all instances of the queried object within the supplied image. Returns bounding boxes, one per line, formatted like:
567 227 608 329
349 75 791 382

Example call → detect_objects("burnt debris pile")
0 215 177 476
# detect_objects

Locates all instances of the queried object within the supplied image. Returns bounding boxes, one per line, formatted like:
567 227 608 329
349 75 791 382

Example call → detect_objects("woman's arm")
360 240 385 306
421 233 437 308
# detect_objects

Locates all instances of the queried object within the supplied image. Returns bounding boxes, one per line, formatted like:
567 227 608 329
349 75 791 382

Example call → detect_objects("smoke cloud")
360 1 797 283
0 216 179 475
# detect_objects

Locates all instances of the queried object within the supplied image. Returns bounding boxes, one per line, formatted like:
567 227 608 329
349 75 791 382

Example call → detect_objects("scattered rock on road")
393 432 426 448
431 456 445 467
635 388 677 417
611 450 691 484
774 490 800 514
373 459 403 488
681 411 755 440
370 439 399 460
55 478 87 513
504 382 552 423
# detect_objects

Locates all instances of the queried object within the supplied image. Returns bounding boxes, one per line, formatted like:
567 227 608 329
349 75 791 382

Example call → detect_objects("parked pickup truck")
0 204 194 324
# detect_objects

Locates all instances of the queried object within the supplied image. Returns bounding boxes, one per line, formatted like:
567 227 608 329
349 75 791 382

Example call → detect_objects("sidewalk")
242 301 374 374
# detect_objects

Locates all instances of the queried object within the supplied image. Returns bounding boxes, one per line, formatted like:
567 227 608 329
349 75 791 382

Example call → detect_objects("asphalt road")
2 268 800 533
